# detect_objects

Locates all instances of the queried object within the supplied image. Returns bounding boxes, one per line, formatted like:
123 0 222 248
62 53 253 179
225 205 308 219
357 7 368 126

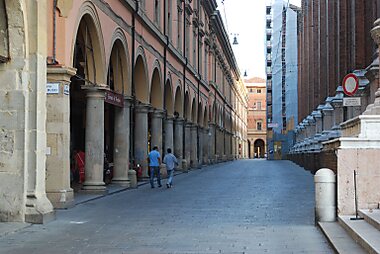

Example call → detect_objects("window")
257 122 262 131
199 41 203 76
177 2 182 51
266 6 271 15
167 0 172 40
249 88 253 93
0 0 8 62
154 0 160 26
257 89 261 93
193 30 197 67
257 101 262 110
185 19 190 58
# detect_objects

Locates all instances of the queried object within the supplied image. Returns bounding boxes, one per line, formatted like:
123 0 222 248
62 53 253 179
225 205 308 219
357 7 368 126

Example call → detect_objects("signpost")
343 97 361 107
342 73 359 96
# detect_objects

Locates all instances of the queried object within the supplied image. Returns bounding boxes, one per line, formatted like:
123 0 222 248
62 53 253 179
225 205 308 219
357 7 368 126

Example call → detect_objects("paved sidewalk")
0 170 184 238
0 160 333 254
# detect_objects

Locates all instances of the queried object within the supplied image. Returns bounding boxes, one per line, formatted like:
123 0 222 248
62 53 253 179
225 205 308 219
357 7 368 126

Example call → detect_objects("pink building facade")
0 0 248 222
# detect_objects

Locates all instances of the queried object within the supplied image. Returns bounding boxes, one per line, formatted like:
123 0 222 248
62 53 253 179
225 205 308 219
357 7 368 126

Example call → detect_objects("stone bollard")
314 168 336 222
128 169 137 188
181 160 188 173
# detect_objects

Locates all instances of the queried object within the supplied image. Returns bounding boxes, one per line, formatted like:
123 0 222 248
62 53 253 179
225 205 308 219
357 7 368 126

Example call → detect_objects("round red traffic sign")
342 73 359 96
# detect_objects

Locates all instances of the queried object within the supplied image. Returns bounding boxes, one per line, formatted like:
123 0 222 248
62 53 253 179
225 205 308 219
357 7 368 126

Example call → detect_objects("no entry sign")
342 73 359 96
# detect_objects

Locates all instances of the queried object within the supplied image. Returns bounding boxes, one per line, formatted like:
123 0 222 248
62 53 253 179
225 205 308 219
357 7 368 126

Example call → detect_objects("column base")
46 188 74 209
112 178 131 188
81 182 107 194
25 194 55 224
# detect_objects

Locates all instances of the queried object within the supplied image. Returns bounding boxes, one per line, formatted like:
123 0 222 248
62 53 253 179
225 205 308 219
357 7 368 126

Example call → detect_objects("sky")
216 0 301 80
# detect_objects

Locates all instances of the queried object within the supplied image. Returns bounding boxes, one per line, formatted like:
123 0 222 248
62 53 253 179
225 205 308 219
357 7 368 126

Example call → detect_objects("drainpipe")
182 0 187 158
163 0 168 155
196 0 200 166
49 0 58 65
214 46 217 157
130 0 139 162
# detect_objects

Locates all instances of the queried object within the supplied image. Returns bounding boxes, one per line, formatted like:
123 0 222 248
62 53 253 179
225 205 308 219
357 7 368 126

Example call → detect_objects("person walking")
148 146 161 188
163 148 178 188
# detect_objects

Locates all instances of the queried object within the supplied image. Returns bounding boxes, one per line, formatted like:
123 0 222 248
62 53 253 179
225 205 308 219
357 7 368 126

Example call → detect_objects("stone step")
318 221 367 254
339 215 380 254
359 209 380 231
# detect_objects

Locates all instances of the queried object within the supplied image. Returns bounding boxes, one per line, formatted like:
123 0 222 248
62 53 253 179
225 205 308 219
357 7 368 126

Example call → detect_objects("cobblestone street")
0 160 332 254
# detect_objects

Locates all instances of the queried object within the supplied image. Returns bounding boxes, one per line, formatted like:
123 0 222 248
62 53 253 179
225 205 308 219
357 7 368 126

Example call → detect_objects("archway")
134 54 149 103
150 67 163 109
70 13 104 186
148 67 163 153
164 80 174 115
184 91 191 121
104 38 128 175
133 53 149 177
254 139 265 158
174 85 183 117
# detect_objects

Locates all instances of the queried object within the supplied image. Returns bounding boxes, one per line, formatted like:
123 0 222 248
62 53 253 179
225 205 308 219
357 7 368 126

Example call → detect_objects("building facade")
290 0 380 218
0 0 248 223
246 77 267 158
265 0 299 160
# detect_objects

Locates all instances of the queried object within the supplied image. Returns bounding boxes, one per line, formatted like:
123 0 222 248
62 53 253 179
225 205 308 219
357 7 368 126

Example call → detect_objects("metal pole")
350 170 363 220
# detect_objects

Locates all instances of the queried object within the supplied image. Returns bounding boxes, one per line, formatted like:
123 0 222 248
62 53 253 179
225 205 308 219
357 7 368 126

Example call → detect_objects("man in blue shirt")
163 148 178 188
148 146 161 188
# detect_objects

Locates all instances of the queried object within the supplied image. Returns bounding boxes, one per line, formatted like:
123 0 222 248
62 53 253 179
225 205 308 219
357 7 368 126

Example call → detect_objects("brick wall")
297 0 379 121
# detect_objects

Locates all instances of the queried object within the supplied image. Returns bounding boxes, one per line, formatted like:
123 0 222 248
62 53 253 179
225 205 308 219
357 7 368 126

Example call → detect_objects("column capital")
134 102 151 113
151 109 165 119
174 117 185 123
190 124 198 130
371 19 380 45
165 116 174 123
82 85 108 99
47 65 76 84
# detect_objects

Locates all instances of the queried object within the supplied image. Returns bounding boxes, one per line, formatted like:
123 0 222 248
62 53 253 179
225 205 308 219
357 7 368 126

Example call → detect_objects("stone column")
112 96 132 187
150 109 165 155
190 124 198 167
164 116 174 153
174 117 184 169
232 135 236 159
184 122 192 168
215 127 221 161
82 87 107 193
203 128 209 164
209 123 216 163
313 111 323 134
331 99 343 131
45 66 75 209
322 103 334 131
227 132 232 160
134 103 150 178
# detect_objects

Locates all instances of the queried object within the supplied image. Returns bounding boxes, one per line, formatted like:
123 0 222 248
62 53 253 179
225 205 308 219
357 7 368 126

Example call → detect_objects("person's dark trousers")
150 166 161 188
